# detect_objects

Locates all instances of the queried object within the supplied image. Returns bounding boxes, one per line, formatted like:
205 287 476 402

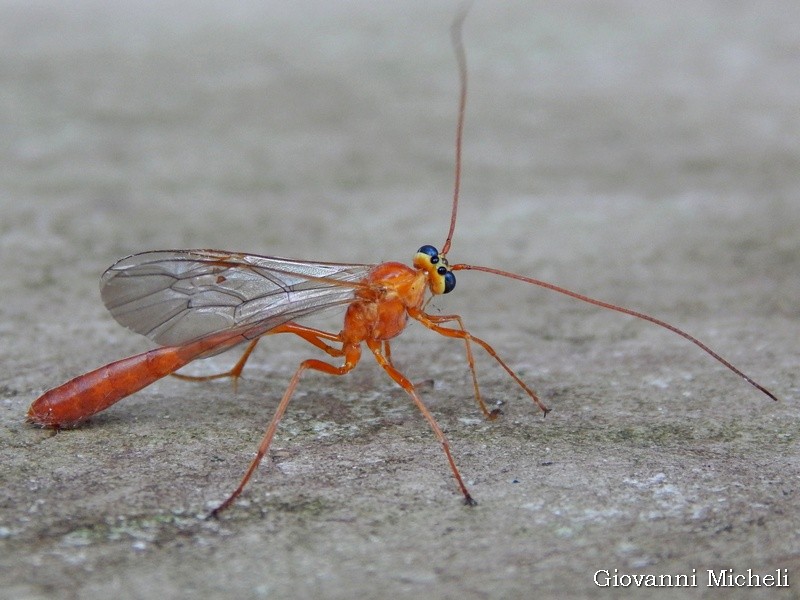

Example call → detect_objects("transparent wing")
100 249 374 347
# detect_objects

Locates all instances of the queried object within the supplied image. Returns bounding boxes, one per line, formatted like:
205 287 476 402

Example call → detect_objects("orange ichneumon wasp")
27 10 777 517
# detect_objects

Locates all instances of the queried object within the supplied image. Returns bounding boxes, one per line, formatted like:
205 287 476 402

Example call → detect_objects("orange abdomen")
28 329 253 427
28 346 193 427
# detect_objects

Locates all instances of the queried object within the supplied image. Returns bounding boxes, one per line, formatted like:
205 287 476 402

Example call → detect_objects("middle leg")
366 338 476 506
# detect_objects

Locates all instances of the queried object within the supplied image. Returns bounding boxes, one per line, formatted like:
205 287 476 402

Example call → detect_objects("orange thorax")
342 262 427 343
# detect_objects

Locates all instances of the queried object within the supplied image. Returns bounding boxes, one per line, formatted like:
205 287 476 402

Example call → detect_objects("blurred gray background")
2 1 798 599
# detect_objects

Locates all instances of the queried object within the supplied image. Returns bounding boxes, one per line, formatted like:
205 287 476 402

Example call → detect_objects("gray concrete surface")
2 1 798 598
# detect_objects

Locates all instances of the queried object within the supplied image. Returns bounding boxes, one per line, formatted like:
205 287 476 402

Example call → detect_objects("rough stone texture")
1 1 798 599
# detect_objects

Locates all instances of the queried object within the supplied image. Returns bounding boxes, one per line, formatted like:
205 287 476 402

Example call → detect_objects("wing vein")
99 249 374 348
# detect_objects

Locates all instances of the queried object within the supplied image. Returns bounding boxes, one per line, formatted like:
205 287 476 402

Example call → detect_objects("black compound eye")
417 245 439 259
443 271 456 294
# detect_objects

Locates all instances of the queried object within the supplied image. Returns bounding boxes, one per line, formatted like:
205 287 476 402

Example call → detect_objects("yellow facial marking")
414 245 456 295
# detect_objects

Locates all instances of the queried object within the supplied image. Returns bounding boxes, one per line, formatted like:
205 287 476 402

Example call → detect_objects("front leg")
414 312 499 420
409 308 550 416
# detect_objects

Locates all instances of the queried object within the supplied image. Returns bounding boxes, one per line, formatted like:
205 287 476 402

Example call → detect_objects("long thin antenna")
441 4 470 255
452 263 779 402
